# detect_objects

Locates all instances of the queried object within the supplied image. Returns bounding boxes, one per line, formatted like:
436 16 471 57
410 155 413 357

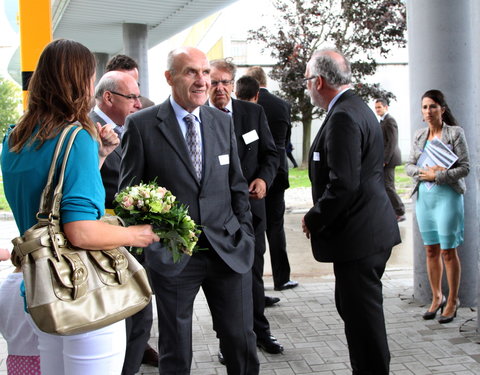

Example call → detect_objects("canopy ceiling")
52 0 237 54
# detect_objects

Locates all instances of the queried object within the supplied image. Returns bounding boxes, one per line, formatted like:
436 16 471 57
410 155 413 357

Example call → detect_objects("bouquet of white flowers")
114 181 201 262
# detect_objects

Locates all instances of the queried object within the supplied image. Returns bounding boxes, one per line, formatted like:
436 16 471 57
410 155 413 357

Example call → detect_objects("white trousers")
27 314 126 375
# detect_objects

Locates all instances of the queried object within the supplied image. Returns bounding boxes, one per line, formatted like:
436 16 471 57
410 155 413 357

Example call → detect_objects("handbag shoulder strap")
38 124 83 217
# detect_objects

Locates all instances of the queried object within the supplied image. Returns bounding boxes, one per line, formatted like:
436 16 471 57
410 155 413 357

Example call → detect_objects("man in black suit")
245 66 298 292
375 98 406 222
302 49 401 374
91 71 153 375
208 59 283 356
119 47 259 375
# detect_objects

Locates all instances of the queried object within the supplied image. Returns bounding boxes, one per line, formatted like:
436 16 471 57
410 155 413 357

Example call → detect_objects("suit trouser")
333 248 392 375
384 167 405 216
148 250 259 375
265 189 291 287
252 213 270 339
121 301 153 375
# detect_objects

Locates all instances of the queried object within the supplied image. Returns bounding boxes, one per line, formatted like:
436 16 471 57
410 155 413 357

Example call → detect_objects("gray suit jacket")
119 98 254 277
405 123 470 195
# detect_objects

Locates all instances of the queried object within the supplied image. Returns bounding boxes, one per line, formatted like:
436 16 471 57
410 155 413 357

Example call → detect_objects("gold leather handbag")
11 125 152 335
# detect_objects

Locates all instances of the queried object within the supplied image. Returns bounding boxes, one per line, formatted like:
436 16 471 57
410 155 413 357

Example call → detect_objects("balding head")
165 47 211 112
95 71 142 125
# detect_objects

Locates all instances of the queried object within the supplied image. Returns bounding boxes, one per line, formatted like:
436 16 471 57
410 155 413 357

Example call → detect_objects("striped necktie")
184 114 202 180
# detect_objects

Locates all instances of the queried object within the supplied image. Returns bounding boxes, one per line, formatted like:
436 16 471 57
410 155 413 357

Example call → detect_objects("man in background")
245 66 298 292
209 60 283 357
105 54 155 108
375 98 405 222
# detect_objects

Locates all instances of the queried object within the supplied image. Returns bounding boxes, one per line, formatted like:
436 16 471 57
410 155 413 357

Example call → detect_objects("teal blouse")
1 126 105 234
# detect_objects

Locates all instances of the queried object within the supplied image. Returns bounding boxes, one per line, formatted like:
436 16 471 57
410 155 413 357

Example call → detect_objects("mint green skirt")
416 182 464 249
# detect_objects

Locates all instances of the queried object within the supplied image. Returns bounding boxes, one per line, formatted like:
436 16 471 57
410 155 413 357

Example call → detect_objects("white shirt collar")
208 99 233 114
328 87 351 113
380 112 388 121
94 105 118 127
169 96 201 122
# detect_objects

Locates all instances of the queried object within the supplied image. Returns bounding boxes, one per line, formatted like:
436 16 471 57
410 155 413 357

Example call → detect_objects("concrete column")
94 52 109 84
123 23 149 97
407 0 478 307
472 0 480 327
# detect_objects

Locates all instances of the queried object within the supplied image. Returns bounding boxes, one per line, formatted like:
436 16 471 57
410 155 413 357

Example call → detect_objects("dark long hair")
421 89 458 126
9 39 97 152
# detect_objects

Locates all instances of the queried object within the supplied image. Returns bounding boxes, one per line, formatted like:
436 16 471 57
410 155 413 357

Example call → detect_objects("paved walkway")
1 193 480 374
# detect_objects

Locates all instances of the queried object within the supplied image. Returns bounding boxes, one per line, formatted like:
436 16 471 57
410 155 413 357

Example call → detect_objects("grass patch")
0 183 11 211
288 167 311 188
288 165 414 196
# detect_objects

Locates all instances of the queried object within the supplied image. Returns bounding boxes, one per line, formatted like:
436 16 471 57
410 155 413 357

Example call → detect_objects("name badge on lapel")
313 152 320 161
218 154 230 165
242 130 259 145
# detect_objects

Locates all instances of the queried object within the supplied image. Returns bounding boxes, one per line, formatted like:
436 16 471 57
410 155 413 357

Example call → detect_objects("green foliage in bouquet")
114 181 202 263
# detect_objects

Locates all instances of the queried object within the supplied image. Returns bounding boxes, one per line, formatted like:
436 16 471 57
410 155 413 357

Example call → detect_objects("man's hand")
97 123 120 158
249 178 267 200
301 216 310 239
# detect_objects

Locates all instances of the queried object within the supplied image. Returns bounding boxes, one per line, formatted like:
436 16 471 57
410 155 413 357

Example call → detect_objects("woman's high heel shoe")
422 295 446 320
438 300 460 324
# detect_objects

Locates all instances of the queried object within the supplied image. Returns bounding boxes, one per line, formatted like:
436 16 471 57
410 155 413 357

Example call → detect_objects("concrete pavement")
1 197 480 374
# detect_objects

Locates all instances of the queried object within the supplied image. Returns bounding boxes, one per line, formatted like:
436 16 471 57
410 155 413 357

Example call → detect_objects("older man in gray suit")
119 47 259 375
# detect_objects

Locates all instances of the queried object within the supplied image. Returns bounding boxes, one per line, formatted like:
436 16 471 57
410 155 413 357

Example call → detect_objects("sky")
0 0 19 80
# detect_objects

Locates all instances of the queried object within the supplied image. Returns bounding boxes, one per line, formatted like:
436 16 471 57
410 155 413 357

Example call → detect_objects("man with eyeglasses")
90 71 147 375
302 48 400 374
208 59 283 360
92 70 142 211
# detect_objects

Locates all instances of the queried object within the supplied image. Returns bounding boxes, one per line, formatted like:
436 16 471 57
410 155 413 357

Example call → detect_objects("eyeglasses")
109 91 142 101
303 76 317 85
211 80 233 87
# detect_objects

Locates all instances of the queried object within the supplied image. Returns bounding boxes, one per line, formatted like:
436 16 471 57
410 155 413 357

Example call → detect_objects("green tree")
249 0 406 165
0 76 22 135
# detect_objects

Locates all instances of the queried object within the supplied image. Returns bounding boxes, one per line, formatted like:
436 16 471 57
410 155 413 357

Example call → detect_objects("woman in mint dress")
406 90 470 324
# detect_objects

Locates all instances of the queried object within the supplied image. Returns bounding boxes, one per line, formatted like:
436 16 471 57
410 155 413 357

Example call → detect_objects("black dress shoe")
142 346 159 367
265 296 280 307
274 280 299 291
257 335 284 354
218 348 225 365
422 295 446 320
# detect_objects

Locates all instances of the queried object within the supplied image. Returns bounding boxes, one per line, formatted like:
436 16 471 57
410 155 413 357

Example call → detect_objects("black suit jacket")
119 98 254 276
257 88 291 192
304 90 400 262
230 99 279 221
90 111 122 209
381 113 402 167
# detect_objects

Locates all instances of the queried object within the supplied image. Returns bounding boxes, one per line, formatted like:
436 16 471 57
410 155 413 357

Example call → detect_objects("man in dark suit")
119 47 259 375
302 49 401 375
208 59 283 356
91 71 154 375
375 98 406 222
245 66 298 292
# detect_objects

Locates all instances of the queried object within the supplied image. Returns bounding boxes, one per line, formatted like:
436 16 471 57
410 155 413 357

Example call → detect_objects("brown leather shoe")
142 346 159 367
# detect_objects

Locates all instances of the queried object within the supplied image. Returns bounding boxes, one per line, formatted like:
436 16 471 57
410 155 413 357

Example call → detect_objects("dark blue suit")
305 90 401 374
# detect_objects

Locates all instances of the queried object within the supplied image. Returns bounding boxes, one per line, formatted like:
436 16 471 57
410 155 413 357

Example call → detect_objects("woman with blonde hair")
406 89 469 324
1 39 159 374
